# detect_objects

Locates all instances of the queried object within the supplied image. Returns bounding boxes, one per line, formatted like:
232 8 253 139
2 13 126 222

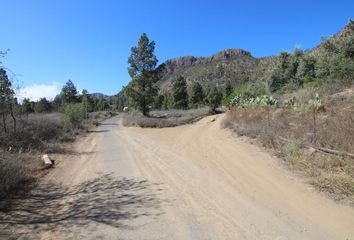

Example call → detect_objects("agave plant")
258 95 277 107
230 94 242 108
230 95 278 108
283 96 296 108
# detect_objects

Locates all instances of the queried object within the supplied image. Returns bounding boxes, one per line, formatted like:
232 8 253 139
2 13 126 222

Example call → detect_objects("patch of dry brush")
0 111 112 198
222 95 354 202
122 108 210 128
0 152 40 199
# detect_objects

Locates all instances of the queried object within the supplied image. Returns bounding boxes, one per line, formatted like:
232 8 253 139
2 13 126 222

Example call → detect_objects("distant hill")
118 20 352 99
154 49 260 91
54 92 115 103
119 48 276 95
88 93 112 100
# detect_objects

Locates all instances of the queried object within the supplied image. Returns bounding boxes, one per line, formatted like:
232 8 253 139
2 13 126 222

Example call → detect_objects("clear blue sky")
0 0 352 99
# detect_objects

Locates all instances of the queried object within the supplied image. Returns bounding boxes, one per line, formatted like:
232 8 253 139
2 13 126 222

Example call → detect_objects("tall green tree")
172 76 188 109
80 89 95 112
60 80 79 104
288 48 303 86
162 92 173 110
80 89 90 122
22 98 33 114
34 98 52 113
126 33 158 116
190 82 204 107
96 98 109 111
0 68 15 133
207 87 223 112
268 50 304 92
297 56 316 82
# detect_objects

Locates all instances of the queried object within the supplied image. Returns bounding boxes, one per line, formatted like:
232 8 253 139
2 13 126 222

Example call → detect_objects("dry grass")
0 111 115 153
0 111 115 199
0 113 69 152
122 108 210 128
0 152 40 199
278 143 354 202
222 90 354 202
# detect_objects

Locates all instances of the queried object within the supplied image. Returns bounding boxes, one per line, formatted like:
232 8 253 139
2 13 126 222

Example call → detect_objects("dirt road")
1 114 354 239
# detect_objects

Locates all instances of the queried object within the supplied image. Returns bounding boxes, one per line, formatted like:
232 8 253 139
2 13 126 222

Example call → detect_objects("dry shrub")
317 109 354 152
122 108 210 128
311 174 354 199
222 107 289 142
279 143 354 200
222 98 354 202
0 114 64 151
0 113 82 152
223 103 354 153
0 152 37 198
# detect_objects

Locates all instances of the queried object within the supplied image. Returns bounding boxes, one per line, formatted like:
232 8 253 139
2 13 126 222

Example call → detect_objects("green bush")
232 82 268 98
207 87 223 112
279 83 298 93
64 103 85 129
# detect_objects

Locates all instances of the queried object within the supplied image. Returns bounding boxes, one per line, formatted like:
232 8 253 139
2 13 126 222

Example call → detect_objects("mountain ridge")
116 21 352 99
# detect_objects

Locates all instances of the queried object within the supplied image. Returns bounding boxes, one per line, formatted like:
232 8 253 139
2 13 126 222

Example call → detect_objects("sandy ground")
0 114 354 239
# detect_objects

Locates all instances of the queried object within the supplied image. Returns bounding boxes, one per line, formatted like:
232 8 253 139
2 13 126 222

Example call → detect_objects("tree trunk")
313 110 316 143
142 76 147 116
143 93 147 116
2 113 7 133
10 110 16 134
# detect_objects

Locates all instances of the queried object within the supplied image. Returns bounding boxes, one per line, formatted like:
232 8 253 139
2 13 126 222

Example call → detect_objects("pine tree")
190 82 204 107
172 76 188 109
0 68 15 133
34 98 52 113
126 33 158 116
22 98 33 114
207 87 223 112
60 80 79 104
297 56 316 81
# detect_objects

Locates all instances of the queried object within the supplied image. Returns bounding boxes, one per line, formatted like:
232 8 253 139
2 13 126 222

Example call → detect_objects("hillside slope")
154 49 277 92
153 22 352 93
116 20 353 111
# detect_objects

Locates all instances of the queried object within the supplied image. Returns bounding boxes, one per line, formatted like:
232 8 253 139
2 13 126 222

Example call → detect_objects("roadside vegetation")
122 107 210 128
121 33 226 127
0 54 116 198
222 20 354 202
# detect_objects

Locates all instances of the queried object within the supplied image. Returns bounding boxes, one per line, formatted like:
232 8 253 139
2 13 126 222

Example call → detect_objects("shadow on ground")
86 129 110 133
99 123 118 126
0 174 163 238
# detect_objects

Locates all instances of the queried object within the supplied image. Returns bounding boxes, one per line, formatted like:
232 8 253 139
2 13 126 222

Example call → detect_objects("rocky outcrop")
164 56 197 73
209 49 251 61
162 49 252 74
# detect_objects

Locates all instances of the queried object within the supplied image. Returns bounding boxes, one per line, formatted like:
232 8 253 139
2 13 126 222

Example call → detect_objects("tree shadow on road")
0 174 164 238
99 123 119 126
86 129 110 133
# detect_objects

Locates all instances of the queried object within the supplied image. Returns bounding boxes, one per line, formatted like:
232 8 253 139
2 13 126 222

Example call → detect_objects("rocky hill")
154 48 273 92
118 20 352 98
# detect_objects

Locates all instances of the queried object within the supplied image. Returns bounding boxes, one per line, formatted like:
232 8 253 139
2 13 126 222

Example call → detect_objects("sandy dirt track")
1 114 354 239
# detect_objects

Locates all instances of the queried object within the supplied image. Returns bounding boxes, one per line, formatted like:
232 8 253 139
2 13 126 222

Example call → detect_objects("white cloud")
17 82 61 101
